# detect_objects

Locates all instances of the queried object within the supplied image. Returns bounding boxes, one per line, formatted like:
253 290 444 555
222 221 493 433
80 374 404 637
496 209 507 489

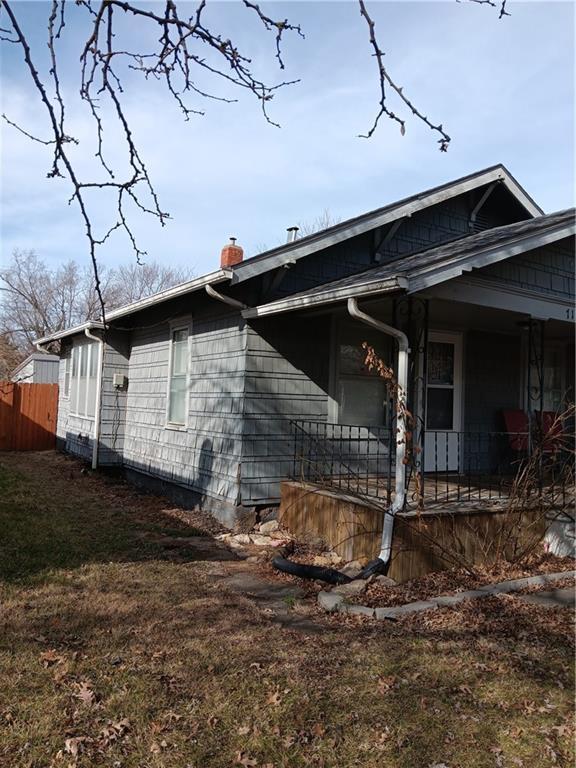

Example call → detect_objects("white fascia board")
35 320 105 346
407 221 575 294
34 270 232 345
105 269 232 321
428 277 574 322
242 277 405 319
231 166 538 283
500 172 544 217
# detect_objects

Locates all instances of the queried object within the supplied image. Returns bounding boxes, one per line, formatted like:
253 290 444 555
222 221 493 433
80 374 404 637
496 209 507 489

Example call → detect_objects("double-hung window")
337 322 391 427
69 340 99 417
167 326 189 426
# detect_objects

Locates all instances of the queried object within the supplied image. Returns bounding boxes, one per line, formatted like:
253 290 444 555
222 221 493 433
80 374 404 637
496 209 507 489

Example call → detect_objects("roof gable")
243 208 574 318
231 164 543 284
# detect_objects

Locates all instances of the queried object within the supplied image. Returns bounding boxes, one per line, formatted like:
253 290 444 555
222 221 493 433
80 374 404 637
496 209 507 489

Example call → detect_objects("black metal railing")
291 420 573 510
292 420 394 503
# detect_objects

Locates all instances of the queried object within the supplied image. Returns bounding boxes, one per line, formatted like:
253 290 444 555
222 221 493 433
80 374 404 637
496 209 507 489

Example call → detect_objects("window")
69 340 99 417
426 341 455 430
337 322 391 426
64 353 71 397
167 327 189 425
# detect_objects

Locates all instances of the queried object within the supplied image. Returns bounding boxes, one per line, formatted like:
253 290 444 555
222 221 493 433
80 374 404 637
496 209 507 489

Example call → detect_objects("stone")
317 591 344 613
231 533 252 545
270 529 291 540
372 575 397 587
340 566 363 580
259 520 280 534
342 604 376 618
375 601 438 620
340 560 365 578
249 534 273 547
333 580 368 597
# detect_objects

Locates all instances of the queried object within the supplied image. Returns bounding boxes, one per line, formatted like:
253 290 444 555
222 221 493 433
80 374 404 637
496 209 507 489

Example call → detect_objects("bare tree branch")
1 0 512 318
358 0 451 151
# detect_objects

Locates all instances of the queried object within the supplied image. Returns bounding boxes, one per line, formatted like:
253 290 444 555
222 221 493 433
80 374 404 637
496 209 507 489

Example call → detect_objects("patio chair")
502 409 529 453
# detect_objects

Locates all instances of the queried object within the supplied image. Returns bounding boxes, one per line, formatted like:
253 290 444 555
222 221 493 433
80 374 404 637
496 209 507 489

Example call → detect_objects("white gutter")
35 320 105 347
84 327 104 471
347 298 410 569
105 269 232 321
243 277 406 319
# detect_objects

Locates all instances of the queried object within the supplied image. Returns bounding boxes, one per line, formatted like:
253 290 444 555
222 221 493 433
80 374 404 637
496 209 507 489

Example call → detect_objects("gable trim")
232 165 543 283
407 219 575 293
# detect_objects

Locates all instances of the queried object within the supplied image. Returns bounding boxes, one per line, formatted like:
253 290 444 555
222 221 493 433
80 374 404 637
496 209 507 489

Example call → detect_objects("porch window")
167 327 189 425
337 323 391 427
69 340 99 418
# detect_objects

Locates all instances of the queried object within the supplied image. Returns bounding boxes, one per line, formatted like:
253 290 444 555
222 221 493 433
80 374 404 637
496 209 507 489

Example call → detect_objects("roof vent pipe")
286 226 299 243
220 237 244 268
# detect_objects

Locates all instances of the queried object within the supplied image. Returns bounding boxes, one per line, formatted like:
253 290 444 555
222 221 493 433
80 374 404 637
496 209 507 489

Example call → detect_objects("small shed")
11 353 60 384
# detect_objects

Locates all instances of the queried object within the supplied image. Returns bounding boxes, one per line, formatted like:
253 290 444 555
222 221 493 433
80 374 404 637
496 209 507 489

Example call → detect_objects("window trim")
165 320 191 429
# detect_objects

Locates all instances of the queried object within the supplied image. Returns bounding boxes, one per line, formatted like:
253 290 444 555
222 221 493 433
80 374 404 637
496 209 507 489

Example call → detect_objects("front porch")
276 294 574 580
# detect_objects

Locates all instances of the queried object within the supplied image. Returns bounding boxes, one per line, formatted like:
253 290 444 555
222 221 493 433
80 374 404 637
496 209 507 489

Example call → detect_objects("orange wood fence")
0 382 59 451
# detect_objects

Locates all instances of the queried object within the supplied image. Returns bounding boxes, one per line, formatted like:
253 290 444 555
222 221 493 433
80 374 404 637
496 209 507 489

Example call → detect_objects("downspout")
205 284 248 310
347 298 410 571
84 327 104 471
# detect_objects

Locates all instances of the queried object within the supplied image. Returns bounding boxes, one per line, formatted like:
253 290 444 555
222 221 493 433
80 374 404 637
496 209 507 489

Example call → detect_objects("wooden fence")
0 382 59 451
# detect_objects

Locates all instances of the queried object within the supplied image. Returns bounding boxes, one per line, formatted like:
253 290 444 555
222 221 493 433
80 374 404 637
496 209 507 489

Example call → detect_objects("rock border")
318 570 576 620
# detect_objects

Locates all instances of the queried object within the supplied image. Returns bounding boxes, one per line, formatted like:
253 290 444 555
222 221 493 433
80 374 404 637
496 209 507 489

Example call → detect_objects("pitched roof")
10 352 59 377
243 208 575 318
231 164 543 283
35 164 543 345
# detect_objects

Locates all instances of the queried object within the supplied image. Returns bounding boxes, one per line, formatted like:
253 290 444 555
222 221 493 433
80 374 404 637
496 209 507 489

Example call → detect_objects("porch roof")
243 208 575 319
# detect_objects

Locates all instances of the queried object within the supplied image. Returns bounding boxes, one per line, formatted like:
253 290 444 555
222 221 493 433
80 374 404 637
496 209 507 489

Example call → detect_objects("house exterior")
36 165 575 528
11 352 60 384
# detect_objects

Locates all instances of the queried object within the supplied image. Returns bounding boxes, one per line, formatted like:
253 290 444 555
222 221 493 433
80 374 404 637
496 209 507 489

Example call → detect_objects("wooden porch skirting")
278 481 547 583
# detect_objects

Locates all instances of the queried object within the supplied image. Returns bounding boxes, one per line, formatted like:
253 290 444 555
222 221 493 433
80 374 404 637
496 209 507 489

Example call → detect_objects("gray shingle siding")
98 331 129 466
121 307 246 512
275 195 521 299
464 331 522 434
239 316 331 505
479 241 574 299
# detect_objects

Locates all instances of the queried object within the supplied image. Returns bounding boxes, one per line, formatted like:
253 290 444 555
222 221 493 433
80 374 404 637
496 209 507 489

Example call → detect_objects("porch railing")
292 420 395 503
291 419 573 510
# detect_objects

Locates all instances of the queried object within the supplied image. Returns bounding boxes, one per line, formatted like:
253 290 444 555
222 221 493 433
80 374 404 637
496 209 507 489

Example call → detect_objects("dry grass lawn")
0 451 574 768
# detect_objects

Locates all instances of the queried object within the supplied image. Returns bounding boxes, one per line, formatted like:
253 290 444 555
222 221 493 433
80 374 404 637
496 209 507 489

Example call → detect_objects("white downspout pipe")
205 284 248 310
84 327 104 471
347 298 410 568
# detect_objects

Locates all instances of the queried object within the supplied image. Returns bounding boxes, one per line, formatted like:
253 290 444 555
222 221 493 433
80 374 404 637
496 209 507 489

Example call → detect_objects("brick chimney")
220 237 243 268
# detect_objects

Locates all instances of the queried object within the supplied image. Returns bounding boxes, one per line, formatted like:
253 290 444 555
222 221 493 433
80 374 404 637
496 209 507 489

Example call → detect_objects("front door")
424 332 463 472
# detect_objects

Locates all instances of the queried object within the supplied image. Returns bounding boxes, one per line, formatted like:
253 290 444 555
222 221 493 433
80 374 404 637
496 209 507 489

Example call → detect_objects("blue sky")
1 1 574 277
